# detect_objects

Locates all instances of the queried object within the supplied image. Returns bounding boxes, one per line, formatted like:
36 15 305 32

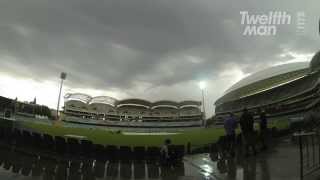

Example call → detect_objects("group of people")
224 108 268 157
159 108 268 164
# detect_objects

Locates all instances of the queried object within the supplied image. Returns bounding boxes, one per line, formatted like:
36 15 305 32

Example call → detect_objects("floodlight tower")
56 72 67 120
199 81 206 126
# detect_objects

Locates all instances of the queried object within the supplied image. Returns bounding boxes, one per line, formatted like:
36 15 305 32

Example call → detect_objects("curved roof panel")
64 93 92 103
225 62 309 94
89 96 117 106
116 104 150 109
152 100 179 109
64 93 202 109
179 100 201 108
65 99 87 105
116 98 152 107
216 62 310 105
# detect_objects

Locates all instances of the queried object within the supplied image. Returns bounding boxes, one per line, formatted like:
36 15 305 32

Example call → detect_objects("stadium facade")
214 50 320 124
63 95 203 128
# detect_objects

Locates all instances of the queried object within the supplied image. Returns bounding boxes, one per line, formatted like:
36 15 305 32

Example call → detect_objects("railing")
294 131 320 180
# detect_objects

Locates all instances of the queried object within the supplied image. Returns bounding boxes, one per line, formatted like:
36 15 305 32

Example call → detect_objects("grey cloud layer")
0 0 319 101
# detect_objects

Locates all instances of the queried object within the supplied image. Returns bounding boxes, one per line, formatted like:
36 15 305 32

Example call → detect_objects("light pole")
56 72 67 120
199 81 206 126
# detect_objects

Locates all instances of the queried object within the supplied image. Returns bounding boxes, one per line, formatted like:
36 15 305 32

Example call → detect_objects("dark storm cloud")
0 0 319 96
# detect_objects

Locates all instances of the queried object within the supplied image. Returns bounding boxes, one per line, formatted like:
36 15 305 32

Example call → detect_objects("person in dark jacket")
259 109 268 150
160 139 172 165
224 113 238 157
240 108 256 156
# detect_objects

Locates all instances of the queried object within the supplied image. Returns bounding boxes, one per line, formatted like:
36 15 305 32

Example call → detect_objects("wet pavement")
185 137 300 180
0 136 313 180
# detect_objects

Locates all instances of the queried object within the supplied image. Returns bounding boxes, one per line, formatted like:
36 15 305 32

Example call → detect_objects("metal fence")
294 131 320 180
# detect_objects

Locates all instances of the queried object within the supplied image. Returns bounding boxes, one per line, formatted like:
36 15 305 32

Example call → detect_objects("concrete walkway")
183 136 302 180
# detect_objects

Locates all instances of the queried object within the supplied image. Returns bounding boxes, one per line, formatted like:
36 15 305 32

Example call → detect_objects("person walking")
224 112 237 157
259 109 268 150
240 108 257 157
160 139 172 166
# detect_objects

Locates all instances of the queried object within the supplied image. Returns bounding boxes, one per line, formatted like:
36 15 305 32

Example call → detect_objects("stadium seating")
0 96 13 112
69 160 81 179
31 158 43 177
0 132 190 179
31 132 43 149
0 125 191 176
21 153 33 176
134 160 146 179
133 146 146 178
146 146 161 163
81 139 93 157
217 68 309 104
120 161 132 179
12 129 22 146
55 136 67 154
105 145 118 162
133 146 146 161
43 134 55 150
0 96 52 119
147 162 160 179
215 70 320 123
55 161 68 180
106 161 119 177
67 138 81 156
22 130 33 149
119 146 133 162
94 160 106 178
169 145 185 162
93 144 107 162
63 94 203 128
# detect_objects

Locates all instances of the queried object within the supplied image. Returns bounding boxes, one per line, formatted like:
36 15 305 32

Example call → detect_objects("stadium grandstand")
63 94 204 128
214 50 320 124
0 96 52 119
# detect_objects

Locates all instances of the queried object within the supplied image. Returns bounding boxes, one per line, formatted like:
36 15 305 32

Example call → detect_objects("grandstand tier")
63 94 203 124
214 50 320 124
0 96 52 119
216 63 310 105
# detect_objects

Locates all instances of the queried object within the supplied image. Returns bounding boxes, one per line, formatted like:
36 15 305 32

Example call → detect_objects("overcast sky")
0 0 319 117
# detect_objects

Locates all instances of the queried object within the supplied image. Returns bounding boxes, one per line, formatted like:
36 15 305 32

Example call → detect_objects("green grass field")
20 121 225 147
19 117 290 148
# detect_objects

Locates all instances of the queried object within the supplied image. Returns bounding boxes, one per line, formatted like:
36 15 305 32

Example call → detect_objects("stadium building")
214 50 320 124
63 94 204 128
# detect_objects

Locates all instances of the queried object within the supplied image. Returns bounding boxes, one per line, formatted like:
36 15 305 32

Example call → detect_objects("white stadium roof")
225 62 309 94
64 93 201 108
